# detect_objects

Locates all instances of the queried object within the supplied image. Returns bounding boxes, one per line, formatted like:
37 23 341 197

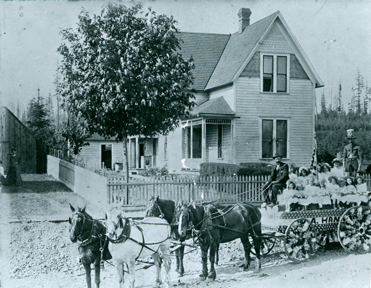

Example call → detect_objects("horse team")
69 197 262 288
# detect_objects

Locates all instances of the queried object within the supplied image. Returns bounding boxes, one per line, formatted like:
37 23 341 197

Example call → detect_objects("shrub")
200 163 240 177
200 162 272 177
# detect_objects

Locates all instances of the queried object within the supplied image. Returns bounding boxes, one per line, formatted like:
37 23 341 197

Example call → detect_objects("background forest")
316 70 371 172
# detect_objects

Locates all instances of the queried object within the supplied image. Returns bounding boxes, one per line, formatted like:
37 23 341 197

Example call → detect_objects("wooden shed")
0 106 37 173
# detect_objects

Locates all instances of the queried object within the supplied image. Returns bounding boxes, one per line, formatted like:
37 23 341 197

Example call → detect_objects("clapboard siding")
79 141 123 171
234 77 314 166
206 124 232 163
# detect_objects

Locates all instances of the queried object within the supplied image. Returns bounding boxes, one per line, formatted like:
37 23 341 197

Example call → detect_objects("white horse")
105 210 172 288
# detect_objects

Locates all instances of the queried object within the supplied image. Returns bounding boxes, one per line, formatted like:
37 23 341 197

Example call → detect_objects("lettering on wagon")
310 216 340 225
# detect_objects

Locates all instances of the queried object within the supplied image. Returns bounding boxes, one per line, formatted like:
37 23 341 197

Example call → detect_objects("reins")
184 203 262 241
107 216 171 260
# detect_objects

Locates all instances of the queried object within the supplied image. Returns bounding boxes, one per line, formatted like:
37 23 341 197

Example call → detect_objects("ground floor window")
261 119 288 158
183 124 202 159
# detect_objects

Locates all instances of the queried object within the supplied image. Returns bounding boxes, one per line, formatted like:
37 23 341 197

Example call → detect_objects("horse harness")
108 216 171 261
190 204 261 243
73 212 110 262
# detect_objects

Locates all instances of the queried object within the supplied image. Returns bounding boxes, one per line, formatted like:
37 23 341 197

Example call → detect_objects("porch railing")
107 175 269 205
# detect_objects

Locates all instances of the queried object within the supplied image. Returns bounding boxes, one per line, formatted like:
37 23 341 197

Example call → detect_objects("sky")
1 0 371 115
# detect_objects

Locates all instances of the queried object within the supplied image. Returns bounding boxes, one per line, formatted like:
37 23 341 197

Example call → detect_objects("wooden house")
81 8 323 174
127 9 324 173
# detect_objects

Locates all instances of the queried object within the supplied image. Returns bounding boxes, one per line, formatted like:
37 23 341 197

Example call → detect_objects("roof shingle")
177 32 230 90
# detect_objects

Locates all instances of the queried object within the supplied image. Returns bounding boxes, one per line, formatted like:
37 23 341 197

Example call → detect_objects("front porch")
127 136 158 170
181 96 238 170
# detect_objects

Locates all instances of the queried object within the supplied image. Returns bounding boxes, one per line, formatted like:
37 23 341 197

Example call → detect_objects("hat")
328 176 338 183
273 153 283 159
321 163 331 169
332 158 342 164
347 129 355 139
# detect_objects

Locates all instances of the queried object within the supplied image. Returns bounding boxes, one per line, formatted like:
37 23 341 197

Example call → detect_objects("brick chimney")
238 8 252 33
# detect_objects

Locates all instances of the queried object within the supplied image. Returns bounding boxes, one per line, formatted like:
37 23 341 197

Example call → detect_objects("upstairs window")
261 54 289 93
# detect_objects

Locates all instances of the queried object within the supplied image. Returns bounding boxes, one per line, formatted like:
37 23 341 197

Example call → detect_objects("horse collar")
108 217 132 244
79 219 99 246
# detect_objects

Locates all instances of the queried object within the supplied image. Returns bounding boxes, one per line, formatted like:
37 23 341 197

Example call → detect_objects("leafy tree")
58 4 195 180
60 116 91 156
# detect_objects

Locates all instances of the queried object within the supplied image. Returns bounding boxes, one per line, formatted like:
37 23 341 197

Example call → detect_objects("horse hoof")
207 273 216 280
199 274 206 281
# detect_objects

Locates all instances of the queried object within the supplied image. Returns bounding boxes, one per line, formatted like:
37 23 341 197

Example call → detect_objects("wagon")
255 203 371 262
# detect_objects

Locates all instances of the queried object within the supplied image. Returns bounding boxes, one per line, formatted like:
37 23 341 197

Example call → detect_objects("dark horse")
69 204 112 288
178 202 262 280
145 196 191 276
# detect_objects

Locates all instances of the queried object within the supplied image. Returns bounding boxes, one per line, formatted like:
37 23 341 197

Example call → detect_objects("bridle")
148 199 165 219
71 212 88 242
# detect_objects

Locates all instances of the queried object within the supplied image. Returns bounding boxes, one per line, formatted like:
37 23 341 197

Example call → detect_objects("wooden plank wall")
0 107 36 173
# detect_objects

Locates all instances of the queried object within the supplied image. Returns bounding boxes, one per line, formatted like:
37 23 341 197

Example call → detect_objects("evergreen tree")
26 97 53 145
352 70 364 114
320 92 327 115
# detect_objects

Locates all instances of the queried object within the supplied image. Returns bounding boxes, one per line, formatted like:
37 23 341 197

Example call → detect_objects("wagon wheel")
249 235 276 256
338 205 371 254
284 218 316 263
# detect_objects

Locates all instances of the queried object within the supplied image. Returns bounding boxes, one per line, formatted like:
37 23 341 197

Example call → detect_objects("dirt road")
1 175 371 288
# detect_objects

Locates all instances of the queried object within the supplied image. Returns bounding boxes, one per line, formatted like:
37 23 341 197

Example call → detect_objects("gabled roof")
205 12 278 90
178 32 230 90
178 11 324 91
190 97 235 117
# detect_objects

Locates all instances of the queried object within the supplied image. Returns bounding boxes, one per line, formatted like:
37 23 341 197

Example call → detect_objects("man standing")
342 129 362 177
262 153 289 207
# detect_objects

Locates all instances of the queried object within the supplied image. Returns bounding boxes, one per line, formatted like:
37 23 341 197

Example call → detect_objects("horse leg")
94 258 101 288
127 259 136 288
163 244 172 288
199 244 209 280
152 253 163 288
114 260 125 288
215 243 220 265
208 242 217 280
82 261 92 288
241 236 252 271
252 235 262 271
176 245 185 276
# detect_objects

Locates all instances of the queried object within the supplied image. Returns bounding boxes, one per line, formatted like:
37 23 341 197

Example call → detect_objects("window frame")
183 124 202 159
259 118 290 159
260 53 290 93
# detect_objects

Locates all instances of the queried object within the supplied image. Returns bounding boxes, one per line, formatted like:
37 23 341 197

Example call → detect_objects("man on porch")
262 153 289 207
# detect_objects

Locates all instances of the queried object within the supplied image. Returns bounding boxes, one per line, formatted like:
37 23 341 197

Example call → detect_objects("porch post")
128 138 132 168
135 137 139 169
202 118 206 163
232 119 236 164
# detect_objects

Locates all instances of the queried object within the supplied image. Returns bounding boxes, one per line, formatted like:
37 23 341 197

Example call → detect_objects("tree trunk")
123 137 129 205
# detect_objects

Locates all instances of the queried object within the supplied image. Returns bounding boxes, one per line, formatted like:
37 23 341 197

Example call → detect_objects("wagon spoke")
284 218 316 263
250 235 276 256
338 206 371 254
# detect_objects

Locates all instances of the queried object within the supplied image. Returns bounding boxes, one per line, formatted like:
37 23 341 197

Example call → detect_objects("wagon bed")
258 205 371 262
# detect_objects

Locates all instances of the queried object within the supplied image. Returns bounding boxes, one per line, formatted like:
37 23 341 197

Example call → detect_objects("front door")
101 144 112 169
